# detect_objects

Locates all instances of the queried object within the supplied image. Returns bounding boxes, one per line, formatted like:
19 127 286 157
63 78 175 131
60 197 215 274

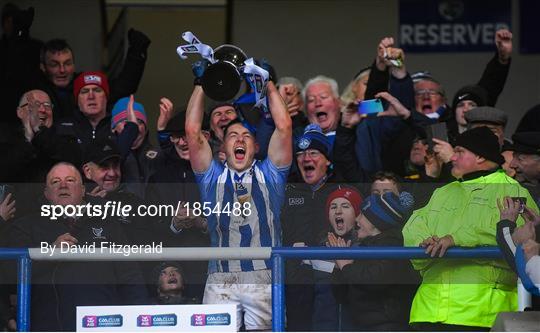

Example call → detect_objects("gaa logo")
298 138 311 150
438 0 464 21
84 75 102 85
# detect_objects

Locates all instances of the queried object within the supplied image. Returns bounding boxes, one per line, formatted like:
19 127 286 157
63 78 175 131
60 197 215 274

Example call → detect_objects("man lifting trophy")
177 31 269 108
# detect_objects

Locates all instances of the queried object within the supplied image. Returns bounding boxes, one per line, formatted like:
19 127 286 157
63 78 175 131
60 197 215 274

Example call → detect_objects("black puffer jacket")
332 228 420 331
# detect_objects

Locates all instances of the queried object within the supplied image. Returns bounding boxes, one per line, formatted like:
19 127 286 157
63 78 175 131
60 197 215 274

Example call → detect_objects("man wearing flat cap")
463 106 517 177
509 132 540 206
403 126 538 330
464 106 508 146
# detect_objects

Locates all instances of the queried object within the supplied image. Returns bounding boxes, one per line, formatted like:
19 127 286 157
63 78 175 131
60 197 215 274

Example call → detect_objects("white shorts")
203 269 272 330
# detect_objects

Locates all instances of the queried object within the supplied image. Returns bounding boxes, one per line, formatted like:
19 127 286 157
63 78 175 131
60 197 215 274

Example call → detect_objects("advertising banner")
77 304 237 332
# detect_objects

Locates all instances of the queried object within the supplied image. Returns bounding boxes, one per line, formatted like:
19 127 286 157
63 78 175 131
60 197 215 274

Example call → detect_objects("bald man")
8 162 148 331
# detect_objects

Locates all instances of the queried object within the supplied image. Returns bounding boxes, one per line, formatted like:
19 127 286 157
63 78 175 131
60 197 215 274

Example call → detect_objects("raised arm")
477 29 512 106
267 81 293 168
185 86 212 173
109 29 151 106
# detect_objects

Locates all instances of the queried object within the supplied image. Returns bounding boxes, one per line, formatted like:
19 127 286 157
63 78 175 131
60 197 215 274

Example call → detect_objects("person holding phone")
403 127 539 330
0 186 15 223
497 197 540 309
375 29 513 178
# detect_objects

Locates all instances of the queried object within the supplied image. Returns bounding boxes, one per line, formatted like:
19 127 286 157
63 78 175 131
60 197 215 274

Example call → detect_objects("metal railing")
0 249 31 332
0 246 530 332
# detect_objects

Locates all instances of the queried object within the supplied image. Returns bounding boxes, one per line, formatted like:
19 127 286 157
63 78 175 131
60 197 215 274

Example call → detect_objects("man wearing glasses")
1 89 56 215
281 124 349 331
10 89 81 213
412 74 446 118
16 89 54 142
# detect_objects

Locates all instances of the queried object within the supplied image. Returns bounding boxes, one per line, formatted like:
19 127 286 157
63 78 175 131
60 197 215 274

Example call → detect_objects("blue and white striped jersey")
195 158 289 273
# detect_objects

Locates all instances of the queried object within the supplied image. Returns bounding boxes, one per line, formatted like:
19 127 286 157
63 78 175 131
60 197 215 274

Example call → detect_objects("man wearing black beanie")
450 126 505 179
403 126 539 330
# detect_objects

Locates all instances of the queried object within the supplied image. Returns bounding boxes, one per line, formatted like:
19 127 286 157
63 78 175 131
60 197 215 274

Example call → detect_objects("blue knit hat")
296 124 331 160
111 97 147 129
361 192 414 231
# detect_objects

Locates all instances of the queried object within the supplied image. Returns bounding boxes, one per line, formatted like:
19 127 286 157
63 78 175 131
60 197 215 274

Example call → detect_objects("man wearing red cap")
36 31 150 119
73 71 110 127
38 72 138 170
54 71 114 153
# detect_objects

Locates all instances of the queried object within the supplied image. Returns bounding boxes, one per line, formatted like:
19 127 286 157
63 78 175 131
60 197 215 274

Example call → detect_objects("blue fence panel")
270 246 502 331
0 246 504 332
0 249 30 332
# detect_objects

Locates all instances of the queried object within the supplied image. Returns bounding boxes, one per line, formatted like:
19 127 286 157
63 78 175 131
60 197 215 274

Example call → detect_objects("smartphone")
425 123 448 151
511 197 527 214
358 99 384 115
0 184 14 203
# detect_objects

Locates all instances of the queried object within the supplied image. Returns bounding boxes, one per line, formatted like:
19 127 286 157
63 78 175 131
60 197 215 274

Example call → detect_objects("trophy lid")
213 44 247 68
201 44 247 101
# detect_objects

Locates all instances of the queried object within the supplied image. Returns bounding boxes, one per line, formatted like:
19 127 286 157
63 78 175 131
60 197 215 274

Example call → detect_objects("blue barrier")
0 249 31 332
0 246 504 332
269 246 503 332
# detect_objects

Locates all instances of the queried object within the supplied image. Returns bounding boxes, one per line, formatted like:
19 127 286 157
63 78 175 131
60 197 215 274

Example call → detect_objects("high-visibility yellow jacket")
403 170 539 328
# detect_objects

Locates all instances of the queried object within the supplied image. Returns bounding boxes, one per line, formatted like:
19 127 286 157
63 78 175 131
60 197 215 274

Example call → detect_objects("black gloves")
128 28 151 53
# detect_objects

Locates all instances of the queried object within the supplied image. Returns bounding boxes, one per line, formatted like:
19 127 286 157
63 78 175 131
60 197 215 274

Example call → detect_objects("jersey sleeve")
194 159 224 203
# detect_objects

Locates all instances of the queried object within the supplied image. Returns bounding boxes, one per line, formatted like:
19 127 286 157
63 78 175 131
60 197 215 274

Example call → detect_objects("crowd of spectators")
1 2 540 332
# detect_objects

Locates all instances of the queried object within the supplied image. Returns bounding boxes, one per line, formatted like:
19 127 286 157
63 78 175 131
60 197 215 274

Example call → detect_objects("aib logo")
137 315 152 327
82 316 97 328
191 314 205 326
